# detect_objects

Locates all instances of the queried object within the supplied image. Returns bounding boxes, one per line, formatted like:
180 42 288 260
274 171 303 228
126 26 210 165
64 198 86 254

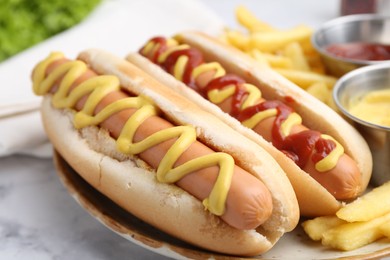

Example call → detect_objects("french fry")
235 5 275 33
336 181 390 222
222 5 342 109
275 68 337 89
302 216 346 241
251 49 292 68
249 25 313 53
302 181 390 251
305 55 326 75
306 82 331 103
379 222 390 238
299 37 318 55
321 212 390 251
284 42 310 71
225 30 250 51
250 49 270 66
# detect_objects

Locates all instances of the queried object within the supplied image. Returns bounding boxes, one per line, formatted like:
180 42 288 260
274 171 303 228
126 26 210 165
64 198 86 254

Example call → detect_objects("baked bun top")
38 49 300 256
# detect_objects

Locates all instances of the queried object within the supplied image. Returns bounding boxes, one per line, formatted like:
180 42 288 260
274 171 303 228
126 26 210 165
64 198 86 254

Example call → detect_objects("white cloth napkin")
0 0 224 158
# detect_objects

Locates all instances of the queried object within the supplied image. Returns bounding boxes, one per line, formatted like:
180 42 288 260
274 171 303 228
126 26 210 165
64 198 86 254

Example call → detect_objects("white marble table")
1 155 166 259
0 0 340 259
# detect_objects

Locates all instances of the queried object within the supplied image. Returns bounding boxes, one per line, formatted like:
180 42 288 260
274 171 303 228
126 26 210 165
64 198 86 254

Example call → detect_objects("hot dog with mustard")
32 49 299 256
126 31 373 216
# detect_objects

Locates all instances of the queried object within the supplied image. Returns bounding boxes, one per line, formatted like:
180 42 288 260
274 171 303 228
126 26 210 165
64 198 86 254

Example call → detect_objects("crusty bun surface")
40 49 300 256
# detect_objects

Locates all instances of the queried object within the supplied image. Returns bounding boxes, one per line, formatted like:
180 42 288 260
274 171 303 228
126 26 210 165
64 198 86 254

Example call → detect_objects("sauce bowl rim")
312 14 390 66
333 62 390 131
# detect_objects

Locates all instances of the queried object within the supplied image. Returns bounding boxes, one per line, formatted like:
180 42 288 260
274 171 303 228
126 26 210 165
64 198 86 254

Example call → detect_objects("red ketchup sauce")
161 48 203 86
326 42 390 61
142 37 204 88
139 38 337 170
340 0 377 15
238 101 336 168
139 37 169 63
205 75 247 118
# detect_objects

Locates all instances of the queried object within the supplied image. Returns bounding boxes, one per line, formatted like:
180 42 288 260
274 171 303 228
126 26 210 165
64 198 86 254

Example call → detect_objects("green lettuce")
0 0 101 61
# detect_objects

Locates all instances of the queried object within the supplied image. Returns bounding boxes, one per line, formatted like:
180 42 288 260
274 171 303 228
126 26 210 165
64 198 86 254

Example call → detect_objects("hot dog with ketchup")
32 49 299 256
126 31 373 216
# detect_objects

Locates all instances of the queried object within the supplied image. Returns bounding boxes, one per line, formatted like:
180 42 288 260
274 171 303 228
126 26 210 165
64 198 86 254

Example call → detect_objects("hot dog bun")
125 31 372 216
35 49 299 256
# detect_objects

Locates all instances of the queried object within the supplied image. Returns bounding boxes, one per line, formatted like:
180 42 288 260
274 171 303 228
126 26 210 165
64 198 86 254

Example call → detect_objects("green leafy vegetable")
0 0 101 61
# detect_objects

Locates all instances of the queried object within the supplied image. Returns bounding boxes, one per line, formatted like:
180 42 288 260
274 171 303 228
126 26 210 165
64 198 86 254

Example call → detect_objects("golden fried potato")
235 5 275 33
380 222 390 238
302 216 346 241
248 25 313 53
337 181 390 222
322 212 390 251
302 181 390 251
225 30 250 51
306 82 331 104
284 42 310 71
274 68 337 89
250 49 292 68
222 5 340 108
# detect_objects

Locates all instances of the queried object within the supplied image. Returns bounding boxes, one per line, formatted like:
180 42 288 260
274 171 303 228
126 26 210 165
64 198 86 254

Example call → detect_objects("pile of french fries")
302 181 390 251
221 6 338 109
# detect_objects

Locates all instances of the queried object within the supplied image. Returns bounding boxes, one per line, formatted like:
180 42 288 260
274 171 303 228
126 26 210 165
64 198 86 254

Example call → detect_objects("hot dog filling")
137 36 366 200
139 37 345 173
32 52 273 229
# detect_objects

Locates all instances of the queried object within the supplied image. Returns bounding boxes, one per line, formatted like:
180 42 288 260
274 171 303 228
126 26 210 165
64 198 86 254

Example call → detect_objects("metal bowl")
312 14 390 77
333 63 390 186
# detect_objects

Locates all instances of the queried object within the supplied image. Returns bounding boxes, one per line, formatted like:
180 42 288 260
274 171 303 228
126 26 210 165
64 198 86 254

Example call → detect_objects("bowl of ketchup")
333 63 390 186
312 14 390 77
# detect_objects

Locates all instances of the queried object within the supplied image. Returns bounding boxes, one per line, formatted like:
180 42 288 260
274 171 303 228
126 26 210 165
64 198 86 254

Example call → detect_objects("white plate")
53 151 390 260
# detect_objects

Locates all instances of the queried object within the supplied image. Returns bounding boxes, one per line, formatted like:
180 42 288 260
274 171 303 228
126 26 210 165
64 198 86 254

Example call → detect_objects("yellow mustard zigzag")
32 52 236 216
143 39 344 172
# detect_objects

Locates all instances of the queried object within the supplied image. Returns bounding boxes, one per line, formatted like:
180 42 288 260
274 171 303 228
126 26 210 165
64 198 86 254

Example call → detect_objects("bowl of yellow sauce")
333 63 390 185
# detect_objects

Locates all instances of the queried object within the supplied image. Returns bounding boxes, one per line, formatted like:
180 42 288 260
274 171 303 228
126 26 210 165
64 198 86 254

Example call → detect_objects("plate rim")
52 150 390 260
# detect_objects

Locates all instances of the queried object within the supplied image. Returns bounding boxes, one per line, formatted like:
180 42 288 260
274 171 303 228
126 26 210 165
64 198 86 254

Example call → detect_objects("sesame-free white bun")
39 49 299 256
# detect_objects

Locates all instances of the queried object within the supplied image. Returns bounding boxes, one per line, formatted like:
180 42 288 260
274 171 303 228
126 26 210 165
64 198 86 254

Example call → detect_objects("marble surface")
0 0 342 259
0 155 166 259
